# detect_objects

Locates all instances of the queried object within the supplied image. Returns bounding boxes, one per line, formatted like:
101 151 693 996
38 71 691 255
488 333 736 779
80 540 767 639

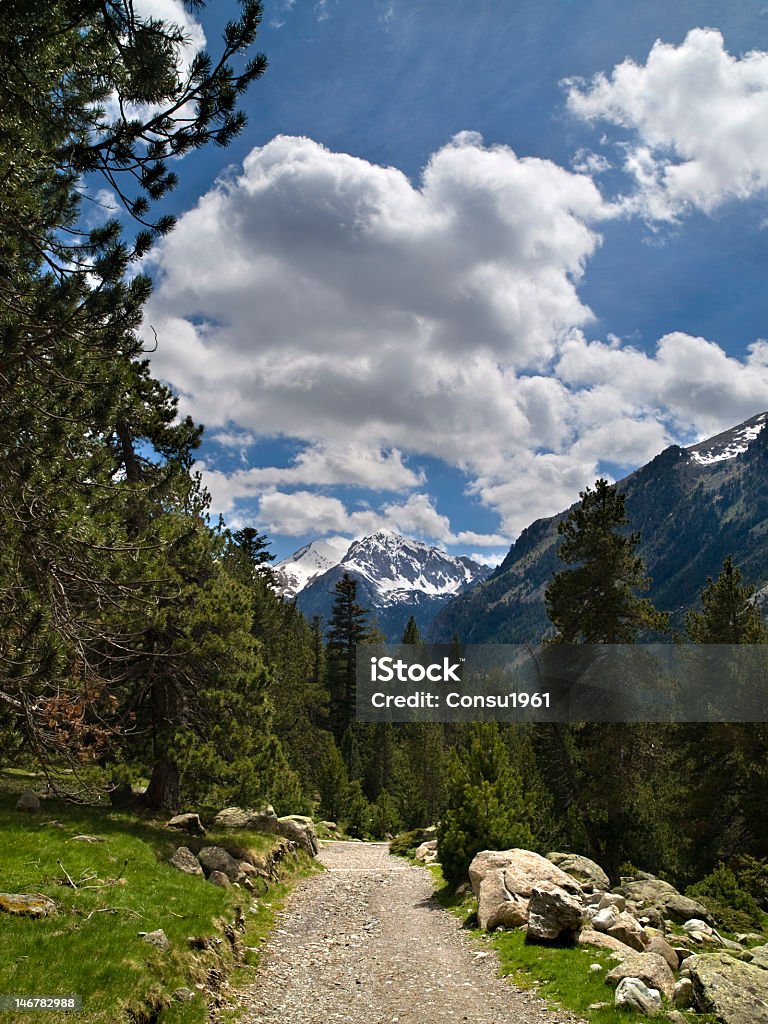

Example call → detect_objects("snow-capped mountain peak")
339 532 488 601
284 530 492 639
686 411 768 465
272 537 350 599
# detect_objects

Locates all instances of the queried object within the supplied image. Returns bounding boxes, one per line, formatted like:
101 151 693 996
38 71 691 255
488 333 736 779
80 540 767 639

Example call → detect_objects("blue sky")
137 0 768 563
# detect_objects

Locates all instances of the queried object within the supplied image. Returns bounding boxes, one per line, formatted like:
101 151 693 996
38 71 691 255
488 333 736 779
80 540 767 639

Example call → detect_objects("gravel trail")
235 841 585 1024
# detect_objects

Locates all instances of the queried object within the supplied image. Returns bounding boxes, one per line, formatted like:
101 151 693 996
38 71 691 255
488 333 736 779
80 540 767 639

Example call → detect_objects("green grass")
425 864 712 1024
0 773 318 1023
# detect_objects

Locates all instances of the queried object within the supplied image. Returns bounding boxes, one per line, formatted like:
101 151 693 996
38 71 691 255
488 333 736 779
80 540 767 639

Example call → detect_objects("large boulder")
547 852 610 891
196 846 243 882
687 951 768 1024
646 934 680 971
213 806 279 832
614 977 662 1015
578 928 636 957
477 871 528 931
617 872 712 923
170 847 204 876
167 813 205 837
657 892 712 924
277 816 318 856
468 849 581 900
605 952 675 1000
526 881 584 943
616 873 677 904
606 911 649 953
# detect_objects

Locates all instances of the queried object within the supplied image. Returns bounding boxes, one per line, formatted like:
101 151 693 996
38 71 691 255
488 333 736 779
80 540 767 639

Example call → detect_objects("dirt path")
235 841 585 1024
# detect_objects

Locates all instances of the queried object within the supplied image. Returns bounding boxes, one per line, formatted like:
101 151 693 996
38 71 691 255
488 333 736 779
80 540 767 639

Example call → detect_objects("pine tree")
0 1 267 764
326 574 372 740
686 556 768 643
401 615 422 645
545 478 668 642
438 723 535 885
541 479 669 882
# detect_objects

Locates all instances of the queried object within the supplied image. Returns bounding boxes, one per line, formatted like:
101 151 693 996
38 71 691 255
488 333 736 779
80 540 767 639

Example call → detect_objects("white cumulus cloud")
566 28 768 220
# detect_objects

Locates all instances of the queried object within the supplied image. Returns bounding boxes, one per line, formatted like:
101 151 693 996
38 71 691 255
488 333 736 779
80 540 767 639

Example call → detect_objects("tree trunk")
145 758 180 811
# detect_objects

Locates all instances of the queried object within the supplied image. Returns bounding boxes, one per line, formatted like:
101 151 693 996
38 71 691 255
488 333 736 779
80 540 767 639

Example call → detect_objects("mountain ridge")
428 411 768 643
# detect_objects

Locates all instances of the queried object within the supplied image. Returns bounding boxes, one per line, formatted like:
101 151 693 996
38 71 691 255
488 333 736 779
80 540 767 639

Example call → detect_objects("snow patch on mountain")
687 412 768 465
273 537 350 598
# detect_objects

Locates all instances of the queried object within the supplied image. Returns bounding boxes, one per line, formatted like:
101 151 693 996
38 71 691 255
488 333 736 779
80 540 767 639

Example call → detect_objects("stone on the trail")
142 929 171 951
208 870 231 889
173 988 195 1003
646 934 679 971
16 790 40 813
614 977 662 1016
167 812 205 836
546 852 610 891
673 977 694 1008
737 932 765 944
606 911 649 953
0 893 56 917
577 928 636 957
213 806 279 832
687 951 768 1023
526 881 584 942
468 848 581 900
414 840 438 864
170 846 204 876
277 815 319 856
320 821 337 832
605 951 675 1000
197 846 242 881
477 871 529 931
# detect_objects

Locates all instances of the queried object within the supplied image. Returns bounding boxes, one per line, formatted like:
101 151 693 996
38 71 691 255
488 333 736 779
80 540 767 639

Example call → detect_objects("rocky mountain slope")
293 529 490 640
429 412 768 643
272 538 350 599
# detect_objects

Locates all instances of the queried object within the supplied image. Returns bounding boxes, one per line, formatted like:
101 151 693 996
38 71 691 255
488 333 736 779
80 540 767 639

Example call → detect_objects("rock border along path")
235 840 585 1024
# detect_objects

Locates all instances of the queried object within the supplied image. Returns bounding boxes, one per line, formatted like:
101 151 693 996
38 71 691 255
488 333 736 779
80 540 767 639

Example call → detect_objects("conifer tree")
0 0 267 763
326 573 372 740
437 722 535 885
541 479 668 881
545 478 668 642
401 615 422 645
686 556 768 643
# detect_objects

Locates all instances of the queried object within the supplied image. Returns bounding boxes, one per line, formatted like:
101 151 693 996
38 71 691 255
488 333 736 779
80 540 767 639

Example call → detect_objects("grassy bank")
0 773 318 1024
